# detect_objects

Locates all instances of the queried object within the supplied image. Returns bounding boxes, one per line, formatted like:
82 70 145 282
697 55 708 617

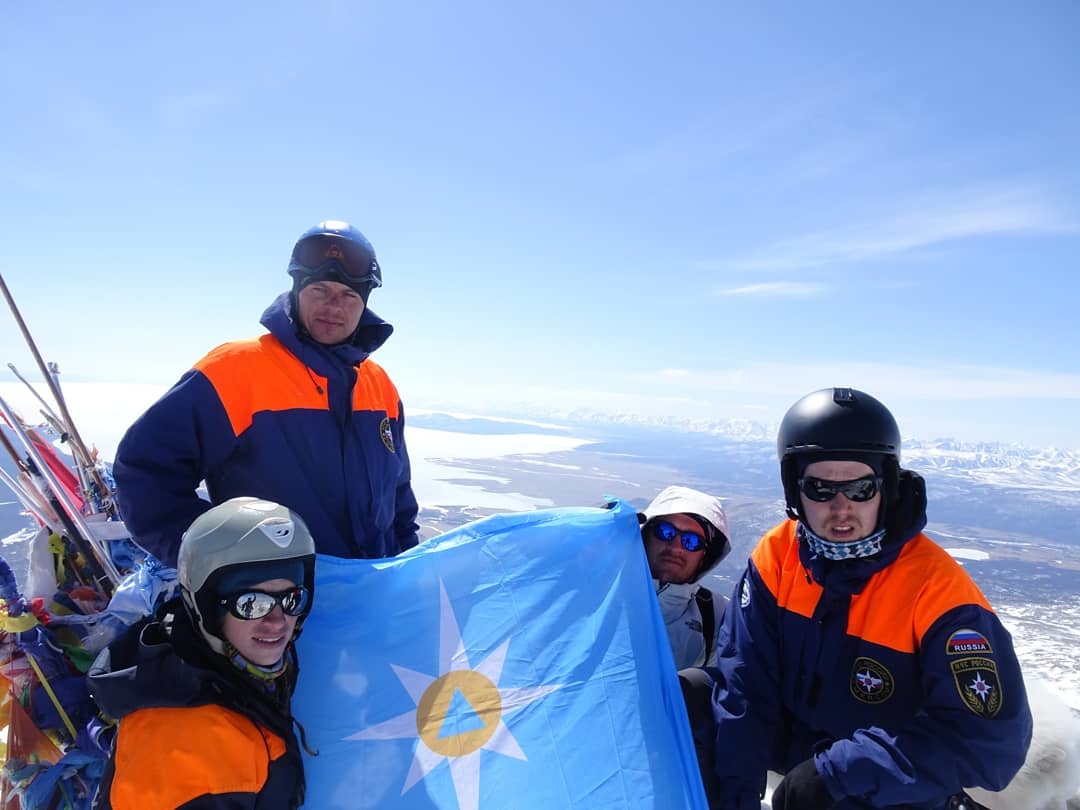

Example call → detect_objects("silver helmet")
178 497 316 653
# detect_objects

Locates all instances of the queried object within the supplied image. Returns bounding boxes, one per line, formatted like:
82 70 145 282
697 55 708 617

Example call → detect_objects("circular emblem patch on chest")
850 656 895 704
379 417 395 453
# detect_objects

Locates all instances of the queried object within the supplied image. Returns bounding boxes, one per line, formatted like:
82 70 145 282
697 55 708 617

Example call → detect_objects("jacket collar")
259 291 394 371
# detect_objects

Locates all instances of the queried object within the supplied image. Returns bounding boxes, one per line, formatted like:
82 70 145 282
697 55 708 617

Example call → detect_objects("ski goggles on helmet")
219 586 311 620
288 234 383 289
650 520 706 552
798 475 882 503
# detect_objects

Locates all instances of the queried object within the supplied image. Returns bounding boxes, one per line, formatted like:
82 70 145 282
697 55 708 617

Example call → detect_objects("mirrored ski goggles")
798 475 883 503
650 520 706 552
219 586 310 620
288 234 383 288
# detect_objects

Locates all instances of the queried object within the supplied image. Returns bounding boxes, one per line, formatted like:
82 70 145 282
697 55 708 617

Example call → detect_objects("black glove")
771 758 833 810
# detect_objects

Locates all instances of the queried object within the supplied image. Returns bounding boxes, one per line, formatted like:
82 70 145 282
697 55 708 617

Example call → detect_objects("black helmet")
287 220 383 295
777 388 901 520
178 497 317 654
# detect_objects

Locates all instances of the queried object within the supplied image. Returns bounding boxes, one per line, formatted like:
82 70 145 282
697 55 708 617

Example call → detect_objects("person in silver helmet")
700 388 1032 810
639 485 732 669
88 497 317 810
114 220 419 566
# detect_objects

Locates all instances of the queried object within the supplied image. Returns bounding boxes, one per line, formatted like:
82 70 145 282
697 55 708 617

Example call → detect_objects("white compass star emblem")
969 671 993 702
343 581 563 810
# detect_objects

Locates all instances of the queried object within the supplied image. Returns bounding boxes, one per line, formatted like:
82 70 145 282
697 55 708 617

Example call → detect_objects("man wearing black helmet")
703 388 1032 810
114 220 419 565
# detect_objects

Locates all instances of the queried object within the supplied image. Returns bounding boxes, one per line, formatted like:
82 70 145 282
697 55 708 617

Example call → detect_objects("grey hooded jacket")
641 485 732 668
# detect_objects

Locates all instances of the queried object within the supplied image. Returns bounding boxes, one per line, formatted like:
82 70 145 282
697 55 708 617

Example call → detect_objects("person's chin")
249 649 285 667
314 327 345 342
659 566 691 583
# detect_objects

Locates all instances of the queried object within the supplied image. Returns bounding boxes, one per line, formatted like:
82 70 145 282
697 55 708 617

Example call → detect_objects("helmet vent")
258 517 295 547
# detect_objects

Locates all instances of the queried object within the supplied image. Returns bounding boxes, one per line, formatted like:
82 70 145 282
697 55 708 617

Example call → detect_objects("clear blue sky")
2 2 1078 448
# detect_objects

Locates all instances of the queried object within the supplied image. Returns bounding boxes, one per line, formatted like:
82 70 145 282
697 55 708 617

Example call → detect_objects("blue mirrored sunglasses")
798 475 882 503
651 519 706 552
219 586 310 620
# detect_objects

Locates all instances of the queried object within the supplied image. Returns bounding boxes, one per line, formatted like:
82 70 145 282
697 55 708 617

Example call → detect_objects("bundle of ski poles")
0 272 123 598
0 271 147 809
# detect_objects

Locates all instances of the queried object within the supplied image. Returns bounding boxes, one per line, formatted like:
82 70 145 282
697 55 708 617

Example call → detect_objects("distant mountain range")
905 441 1080 492
488 407 1080 492
536 408 777 442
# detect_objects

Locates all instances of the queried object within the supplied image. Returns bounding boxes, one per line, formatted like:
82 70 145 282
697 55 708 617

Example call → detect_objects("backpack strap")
695 586 715 664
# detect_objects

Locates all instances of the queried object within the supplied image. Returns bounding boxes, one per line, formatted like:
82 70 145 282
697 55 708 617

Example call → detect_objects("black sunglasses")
798 475 882 503
219 586 311 621
289 234 383 288
650 520 706 552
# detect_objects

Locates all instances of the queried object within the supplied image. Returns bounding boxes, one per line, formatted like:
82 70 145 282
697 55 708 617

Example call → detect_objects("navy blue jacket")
114 293 419 565
709 474 1032 809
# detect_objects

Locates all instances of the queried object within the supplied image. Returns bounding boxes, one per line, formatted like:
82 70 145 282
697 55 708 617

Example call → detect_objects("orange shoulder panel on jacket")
750 521 823 619
194 335 329 437
351 358 401 417
847 533 994 653
106 704 287 809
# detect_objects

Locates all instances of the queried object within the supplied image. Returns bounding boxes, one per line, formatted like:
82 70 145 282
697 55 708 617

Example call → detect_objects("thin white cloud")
722 183 1077 272
715 281 823 296
773 130 884 189
631 361 1080 402
604 90 842 178
603 123 753 178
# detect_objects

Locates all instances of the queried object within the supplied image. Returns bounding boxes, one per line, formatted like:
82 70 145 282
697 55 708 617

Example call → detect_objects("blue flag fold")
294 500 707 809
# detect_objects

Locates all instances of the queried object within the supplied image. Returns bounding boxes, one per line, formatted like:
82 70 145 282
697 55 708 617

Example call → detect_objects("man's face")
297 280 365 345
644 513 707 584
799 459 882 543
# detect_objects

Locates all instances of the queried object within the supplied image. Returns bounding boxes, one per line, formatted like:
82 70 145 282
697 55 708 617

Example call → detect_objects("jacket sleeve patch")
945 628 993 655
951 657 1003 718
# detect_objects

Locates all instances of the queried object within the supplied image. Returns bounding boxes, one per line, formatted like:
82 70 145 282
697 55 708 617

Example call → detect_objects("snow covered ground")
407 425 594 512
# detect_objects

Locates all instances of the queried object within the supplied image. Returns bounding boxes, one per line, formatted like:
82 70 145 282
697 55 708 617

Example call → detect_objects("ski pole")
0 467 52 529
9 362 105 510
0 424 27 473
0 273 109 503
6 363 63 435
0 395 119 592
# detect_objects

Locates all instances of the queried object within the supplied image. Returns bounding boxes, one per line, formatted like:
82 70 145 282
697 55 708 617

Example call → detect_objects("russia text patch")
945 628 992 656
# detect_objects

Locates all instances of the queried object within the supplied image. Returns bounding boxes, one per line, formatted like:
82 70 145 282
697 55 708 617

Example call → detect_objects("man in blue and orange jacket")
114 221 419 566
702 388 1031 809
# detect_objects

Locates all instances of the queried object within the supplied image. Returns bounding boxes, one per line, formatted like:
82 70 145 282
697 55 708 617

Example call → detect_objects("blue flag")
293 500 707 809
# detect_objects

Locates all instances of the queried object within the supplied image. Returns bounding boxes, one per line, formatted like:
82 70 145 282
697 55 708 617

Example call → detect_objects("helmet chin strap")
183 594 228 655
